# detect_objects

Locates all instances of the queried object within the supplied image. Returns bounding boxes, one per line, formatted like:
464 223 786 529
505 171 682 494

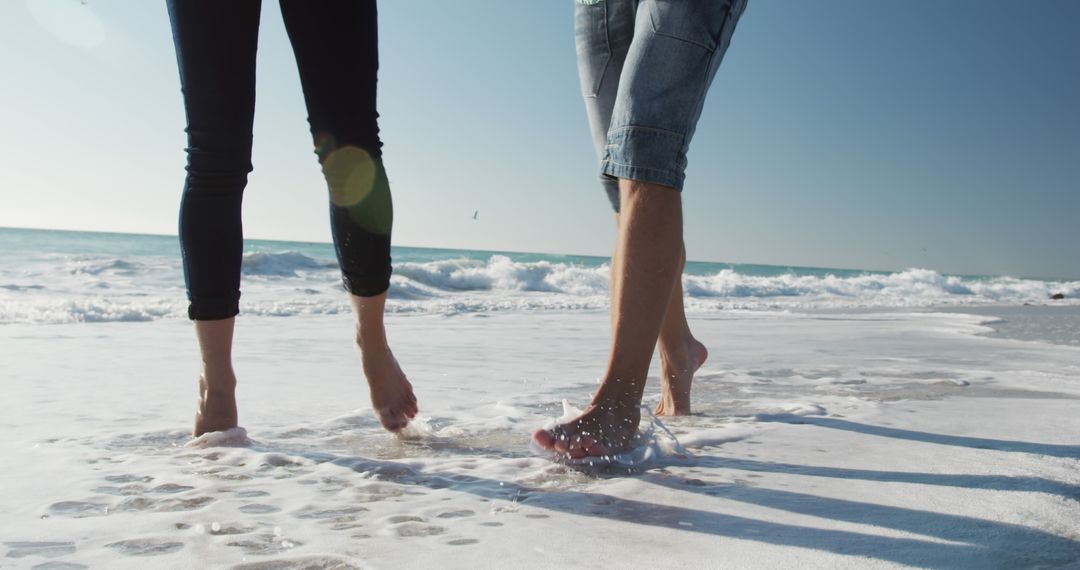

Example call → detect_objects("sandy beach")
3 306 1079 568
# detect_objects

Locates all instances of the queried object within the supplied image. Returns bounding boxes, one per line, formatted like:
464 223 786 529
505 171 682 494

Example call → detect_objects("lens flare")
322 146 376 208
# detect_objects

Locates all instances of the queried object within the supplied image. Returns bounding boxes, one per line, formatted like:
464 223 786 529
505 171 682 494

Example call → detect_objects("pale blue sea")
1 226 1076 324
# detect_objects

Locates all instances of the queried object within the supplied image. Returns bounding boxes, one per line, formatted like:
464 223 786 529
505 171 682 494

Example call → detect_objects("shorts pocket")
575 2 611 97
648 0 734 52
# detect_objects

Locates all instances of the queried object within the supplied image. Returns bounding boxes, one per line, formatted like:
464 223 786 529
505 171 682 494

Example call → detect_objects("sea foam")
2 243 1077 324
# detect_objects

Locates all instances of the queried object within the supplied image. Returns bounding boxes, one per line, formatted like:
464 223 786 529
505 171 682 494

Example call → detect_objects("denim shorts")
576 0 747 211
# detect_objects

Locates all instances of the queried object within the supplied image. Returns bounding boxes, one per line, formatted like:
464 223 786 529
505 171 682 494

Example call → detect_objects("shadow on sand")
266 421 1080 569
756 414 1080 458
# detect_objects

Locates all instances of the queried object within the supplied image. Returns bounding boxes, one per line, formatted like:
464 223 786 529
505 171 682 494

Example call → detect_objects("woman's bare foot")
191 318 239 437
532 397 642 459
350 293 417 433
655 339 707 416
358 343 417 432
194 372 238 437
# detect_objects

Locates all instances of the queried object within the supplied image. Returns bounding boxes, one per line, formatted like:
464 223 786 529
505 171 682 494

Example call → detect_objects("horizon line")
0 225 1071 282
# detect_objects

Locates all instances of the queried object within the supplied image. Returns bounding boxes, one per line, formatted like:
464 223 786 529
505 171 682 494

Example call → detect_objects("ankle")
201 360 234 375
200 363 236 387
355 336 390 358
591 384 645 412
659 329 693 350
355 323 389 349
660 335 701 362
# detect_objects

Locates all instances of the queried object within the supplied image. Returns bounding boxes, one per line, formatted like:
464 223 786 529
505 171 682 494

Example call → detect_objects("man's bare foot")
194 373 238 437
655 339 707 416
359 343 418 432
532 398 642 459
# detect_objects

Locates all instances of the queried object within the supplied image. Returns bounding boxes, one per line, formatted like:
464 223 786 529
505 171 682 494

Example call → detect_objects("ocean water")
0 226 1077 324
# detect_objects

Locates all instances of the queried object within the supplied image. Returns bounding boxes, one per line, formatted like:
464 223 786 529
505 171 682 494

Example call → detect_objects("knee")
183 133 253 192
321 145 393 236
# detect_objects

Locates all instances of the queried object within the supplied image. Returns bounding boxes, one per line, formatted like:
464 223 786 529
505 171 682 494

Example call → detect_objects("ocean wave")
0 298 183 324
241 251 336 277
682 268 1079 304
387 260 1079 306
67 257 144 276
2 252 1077 324
393 256 609 295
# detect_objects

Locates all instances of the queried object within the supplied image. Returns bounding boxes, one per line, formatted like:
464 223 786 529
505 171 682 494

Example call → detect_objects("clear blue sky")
1 0 1077 279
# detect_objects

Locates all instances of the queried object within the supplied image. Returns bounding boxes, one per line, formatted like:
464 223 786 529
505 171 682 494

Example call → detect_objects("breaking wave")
2 250 1077 324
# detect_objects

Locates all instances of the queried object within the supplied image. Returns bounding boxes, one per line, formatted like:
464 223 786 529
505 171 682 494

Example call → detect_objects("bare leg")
350 292 418 432
193 318 239 437
609 213 622 332
655 243 708 416
612 214 706 417
534 179 683 458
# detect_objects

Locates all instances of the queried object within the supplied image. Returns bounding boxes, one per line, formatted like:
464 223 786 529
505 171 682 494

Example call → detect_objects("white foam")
185 427 252 448
3 249 1078 324
395 416 436 440
533 402 694 470
393 255 610 295
682 268 1080 309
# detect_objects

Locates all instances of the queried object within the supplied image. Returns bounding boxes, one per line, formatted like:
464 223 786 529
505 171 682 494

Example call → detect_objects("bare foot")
655 339 707 416
194 373 238 437
532 398 642 459
359 344 418 432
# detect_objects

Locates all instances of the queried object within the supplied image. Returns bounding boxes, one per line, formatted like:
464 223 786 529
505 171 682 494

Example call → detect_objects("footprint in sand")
153 483 196 494
327 522 366 531
394 523 446 538
317 478 351 494
116 497 156 512
387 515 424 524
435 510 475 519
93 484 145 496
46 501 109 518
208 523 257 536
226 534 303 555
383 515 446 538
29 562 88 570
202 468 253 482
105 538 184 556
4 541 77 559
159 496 215 512
116 496 214 513
230 556 362 570
295 505 370 529
104 474 154 484
239 503 281 514
297 505 370 519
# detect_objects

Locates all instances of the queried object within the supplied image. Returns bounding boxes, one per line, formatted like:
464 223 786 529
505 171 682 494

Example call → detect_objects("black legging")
168 0 393 320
